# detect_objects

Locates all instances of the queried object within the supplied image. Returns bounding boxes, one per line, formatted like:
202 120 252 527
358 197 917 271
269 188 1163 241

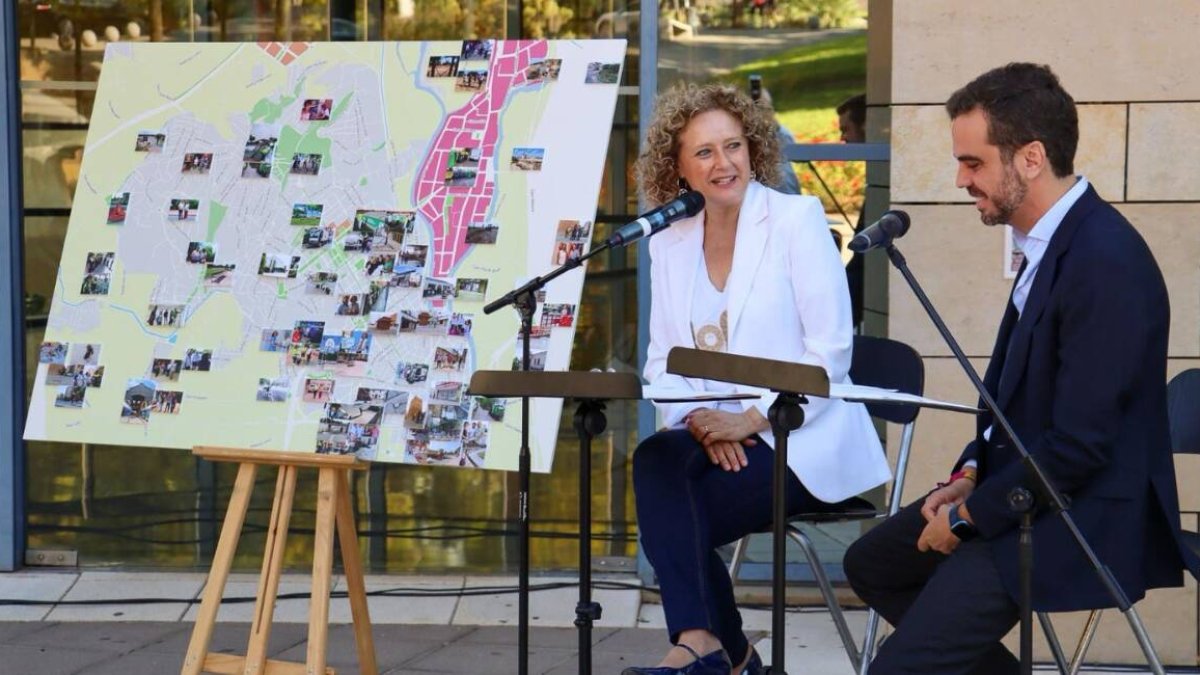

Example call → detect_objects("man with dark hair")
843 62 1197 673
836 93 866 143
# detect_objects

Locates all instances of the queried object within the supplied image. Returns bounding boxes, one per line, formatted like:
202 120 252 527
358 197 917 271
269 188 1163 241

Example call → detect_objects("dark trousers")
632 429 821 664
843 499 1021 674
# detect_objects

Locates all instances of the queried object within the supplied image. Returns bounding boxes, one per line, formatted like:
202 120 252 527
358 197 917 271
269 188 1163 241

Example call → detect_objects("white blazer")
644 181 891 503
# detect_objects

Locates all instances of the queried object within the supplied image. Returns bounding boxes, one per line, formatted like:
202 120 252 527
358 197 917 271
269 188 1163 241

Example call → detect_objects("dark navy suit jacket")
956 185 1197 612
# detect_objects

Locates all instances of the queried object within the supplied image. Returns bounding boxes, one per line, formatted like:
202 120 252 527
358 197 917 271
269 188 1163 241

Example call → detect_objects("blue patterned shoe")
621 643 733 675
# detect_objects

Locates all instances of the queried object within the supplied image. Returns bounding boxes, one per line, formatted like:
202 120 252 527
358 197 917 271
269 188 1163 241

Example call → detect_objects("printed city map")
24 39 626 472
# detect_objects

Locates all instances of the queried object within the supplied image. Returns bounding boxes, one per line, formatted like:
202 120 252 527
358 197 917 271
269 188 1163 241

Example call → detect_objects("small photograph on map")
83 365 105 387
83 251 114 275
513 331 550 371
444 163 478 188
291 203 324 226
300 98 333 122
365 281 389 315
350 209 409 253
511 147 544 171
397 361 430 385
365 253 395 277
257 252 300 278
54 384 87 409
404 430 432 461
542 303 576 328
404 395 427 429
391 267 423 289
454 68 488 94
316 403 383 456
121 378 156 424
305 271 337 295
329 330 372 377
181 153 213 174
399 244 429 268
455 278 488 301
525 59 562 82
147 304 185 327
151 390 183 414
449 312 474 337
585 62 622 85
134 131 165 153
396 308 421 332
290 153 322 176
291 320 325 347
289 340 321 366
150 358 182 381
80 273 111 295
257 376 290 402
168 198 200 222
241 123 280 179
303 377 335 403
259 328 291 352
356 387 407 415
301 225 334 249
422 277 455 302
67 343 101 366
472 396 507 422
462 421 490 466
551 240 585 265
335 293 365 316
370 311 398 332
465 221 500 244
204 263 236 287
460 39 492 61
186 241 217 264
46 363 87 386
555 219 592 243
415 307 452 335
183 348 212 372
430 380 465 404
107 192 130 224
428 402 469 442
426 55 459 78
433 346 469 371
448 147 481 169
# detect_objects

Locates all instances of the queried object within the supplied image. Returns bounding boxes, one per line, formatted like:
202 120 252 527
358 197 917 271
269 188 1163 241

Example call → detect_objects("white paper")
830 383 979 413
641 384 760 403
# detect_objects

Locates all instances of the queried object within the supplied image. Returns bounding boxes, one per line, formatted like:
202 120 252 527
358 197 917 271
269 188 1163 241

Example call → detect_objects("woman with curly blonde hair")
626 83 889 675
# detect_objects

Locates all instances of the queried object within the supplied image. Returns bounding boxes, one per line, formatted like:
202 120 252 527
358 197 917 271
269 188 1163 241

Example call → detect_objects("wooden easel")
181 447 378 675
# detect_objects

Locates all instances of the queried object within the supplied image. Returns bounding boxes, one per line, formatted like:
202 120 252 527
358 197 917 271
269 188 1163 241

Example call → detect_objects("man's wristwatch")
948 503 979 542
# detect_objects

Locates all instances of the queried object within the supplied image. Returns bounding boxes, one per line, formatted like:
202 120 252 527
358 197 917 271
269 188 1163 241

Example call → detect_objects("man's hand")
917 504 961 554
920 479 975 522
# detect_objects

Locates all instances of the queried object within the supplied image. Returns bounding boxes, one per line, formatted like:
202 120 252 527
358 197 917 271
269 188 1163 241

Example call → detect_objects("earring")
678 178 690 196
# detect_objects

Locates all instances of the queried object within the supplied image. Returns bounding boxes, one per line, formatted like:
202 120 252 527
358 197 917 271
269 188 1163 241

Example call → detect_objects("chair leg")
728 535 750 580
1067 609 1102 675
1036 612 1070 674
858 609 881 675
787 525 861 673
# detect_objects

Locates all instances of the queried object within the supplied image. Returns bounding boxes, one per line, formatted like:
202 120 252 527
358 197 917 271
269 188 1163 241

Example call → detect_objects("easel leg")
244 465 299 672
307 467 338 673
336 470 378 674
181 462 258 675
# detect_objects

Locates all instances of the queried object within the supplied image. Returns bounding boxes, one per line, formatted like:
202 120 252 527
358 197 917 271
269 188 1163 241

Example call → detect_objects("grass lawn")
724 33 866 142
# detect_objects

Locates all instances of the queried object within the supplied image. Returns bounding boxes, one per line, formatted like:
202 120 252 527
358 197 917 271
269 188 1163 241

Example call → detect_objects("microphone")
606 191 705 247
848 210 911 252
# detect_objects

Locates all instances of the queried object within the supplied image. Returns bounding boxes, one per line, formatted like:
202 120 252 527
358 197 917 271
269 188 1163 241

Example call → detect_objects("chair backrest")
848 335 925 425
1167 368 1200 455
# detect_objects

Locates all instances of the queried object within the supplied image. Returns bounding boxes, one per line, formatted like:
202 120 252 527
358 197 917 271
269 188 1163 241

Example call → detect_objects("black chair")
1036 368 1200 673
727 335 925 673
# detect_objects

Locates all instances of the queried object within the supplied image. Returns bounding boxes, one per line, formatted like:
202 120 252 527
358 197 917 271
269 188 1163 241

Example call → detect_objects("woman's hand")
686 408 770 472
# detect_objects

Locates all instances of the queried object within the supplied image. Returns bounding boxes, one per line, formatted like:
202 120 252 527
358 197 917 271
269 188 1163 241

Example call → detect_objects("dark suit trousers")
633 429 820 665
843 499 1021 675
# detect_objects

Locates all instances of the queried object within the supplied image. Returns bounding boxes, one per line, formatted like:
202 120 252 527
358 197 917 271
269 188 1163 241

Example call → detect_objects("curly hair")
635 82 782 207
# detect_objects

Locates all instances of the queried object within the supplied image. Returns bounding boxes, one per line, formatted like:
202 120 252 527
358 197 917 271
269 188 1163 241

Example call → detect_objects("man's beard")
974 162 1027 226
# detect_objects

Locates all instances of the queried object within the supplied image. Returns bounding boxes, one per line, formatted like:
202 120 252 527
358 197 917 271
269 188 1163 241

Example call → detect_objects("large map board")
23 39 626 472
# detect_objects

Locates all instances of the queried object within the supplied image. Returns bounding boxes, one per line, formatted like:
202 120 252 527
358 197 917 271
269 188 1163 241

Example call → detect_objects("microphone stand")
482 235 624 675
881 241 1165 675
